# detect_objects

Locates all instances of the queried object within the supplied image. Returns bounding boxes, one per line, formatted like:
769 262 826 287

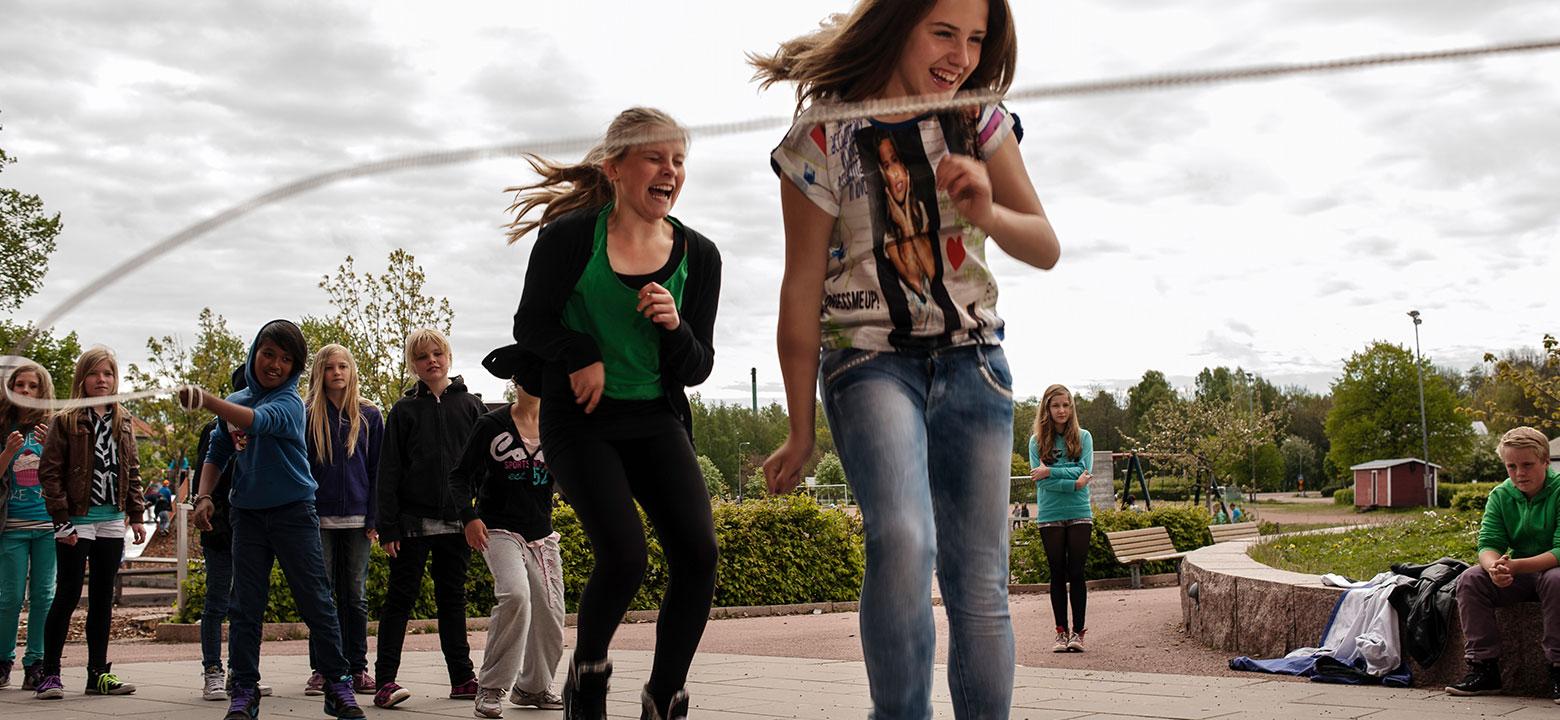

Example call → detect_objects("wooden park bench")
1209 521 1261 544
1104 526 1188 589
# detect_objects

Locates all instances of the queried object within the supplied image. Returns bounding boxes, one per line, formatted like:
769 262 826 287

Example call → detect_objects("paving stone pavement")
0 648 1548 719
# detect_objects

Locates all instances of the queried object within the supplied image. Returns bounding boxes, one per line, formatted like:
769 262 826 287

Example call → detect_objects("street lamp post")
1408 310 1432 506
1245 371 1256 502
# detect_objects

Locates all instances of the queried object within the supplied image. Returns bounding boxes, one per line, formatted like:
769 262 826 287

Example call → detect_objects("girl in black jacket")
506 106 720 720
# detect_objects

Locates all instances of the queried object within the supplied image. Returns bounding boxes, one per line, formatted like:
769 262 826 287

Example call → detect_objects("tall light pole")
1245 370 1256 502
1408 310 1432 506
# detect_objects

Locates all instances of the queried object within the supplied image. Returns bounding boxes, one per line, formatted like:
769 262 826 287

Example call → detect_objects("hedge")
1009 506 1215 584
1451 490 1490 512
1334 488 1354 506
174 495 864 623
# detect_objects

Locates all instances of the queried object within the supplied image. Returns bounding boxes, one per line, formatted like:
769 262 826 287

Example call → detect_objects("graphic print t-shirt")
771 103 1015 352
5 424 49 523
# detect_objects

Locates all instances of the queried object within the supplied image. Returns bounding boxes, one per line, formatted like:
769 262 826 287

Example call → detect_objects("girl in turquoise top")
0 359 54 691
1029 384 1094 652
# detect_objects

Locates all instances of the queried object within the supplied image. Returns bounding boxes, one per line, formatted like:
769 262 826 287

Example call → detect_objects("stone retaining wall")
1180 538 1551 696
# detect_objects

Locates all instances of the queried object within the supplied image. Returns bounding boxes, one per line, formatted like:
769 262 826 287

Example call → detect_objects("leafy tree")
1 121 62 312
1324 341 1474 479
697 454 727 500
1012 396 1038 457
1126 396 1282 489
1446 435 1507 485
744 468 770 501
301 250 454 409
688 395 790 491
1127 370 1177 436
1468 335 1560 438
1279 435 1319 490
0 321 81 398
1075 388 1130 452
1280 388 1332 465
125 308 248 478
813 451 845 486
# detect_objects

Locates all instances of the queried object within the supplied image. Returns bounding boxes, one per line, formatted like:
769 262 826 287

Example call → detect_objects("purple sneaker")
34 674 65 700
225 684 260 720
374 681 411 708
324 678 366 719
351 670 376 694
449 677 479 700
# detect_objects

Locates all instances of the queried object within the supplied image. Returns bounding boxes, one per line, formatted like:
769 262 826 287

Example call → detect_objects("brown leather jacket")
39 409 144 525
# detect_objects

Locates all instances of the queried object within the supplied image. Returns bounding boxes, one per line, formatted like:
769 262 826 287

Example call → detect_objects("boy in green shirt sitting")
1448 426 1560 700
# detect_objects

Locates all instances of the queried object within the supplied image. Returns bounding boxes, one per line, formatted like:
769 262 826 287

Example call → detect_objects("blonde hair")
403 328 452 379
1499 426 1551 464
748 0 1018 115
62 347 128 435
1034 384 1083 465
306 344 371 464
0 358 55 428
503 107 689 243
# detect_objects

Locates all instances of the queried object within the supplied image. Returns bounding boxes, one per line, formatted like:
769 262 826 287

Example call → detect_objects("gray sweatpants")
478 530 565 693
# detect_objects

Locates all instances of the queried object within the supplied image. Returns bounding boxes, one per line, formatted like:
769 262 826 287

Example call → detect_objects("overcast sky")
3 1 1557 406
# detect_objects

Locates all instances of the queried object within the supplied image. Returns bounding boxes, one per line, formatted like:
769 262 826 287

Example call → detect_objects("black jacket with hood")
375 375 486 543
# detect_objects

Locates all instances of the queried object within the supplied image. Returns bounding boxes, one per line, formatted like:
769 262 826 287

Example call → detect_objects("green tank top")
561 204 689 401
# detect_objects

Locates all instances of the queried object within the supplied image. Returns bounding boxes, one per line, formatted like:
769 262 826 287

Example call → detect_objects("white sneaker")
202 666 227 701
510 687 564 709
474 686 504 718
1052 629 1070 653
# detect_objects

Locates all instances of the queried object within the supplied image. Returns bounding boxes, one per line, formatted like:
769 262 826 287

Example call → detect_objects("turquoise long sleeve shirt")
1030 429 1094 523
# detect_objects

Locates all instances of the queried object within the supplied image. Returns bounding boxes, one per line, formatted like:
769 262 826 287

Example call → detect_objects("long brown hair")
1034 384 1083 464
748 0 1018 114
62 347 128 436
0 359 55 428
503 107 689 243
306 344 371 464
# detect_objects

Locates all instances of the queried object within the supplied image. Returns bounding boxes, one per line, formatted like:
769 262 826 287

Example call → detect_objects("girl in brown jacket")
33 347 146 700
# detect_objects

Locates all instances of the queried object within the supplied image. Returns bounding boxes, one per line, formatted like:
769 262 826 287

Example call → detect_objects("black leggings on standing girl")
1040 523 1090 632
42 536 122 674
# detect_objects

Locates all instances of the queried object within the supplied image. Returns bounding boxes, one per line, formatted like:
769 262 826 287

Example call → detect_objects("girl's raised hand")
4 431 23 455
177 385 208 412
31 423 48 445
637 282 681 331
936 155 994 229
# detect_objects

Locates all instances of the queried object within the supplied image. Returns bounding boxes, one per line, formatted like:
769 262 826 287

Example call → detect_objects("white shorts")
61 517 128 541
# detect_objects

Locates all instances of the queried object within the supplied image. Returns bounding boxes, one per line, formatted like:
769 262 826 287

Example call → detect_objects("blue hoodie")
205 322 315 510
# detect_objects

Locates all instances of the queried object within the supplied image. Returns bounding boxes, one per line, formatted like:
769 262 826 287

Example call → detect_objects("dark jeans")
374 533 473 685
311 528 372 674
1457 564 1560 665
43 536 123 675
200 538 234 669
229 501 348 687
540 401 717 701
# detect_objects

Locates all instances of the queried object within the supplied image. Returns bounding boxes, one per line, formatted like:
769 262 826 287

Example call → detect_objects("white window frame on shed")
1371 470 1379 504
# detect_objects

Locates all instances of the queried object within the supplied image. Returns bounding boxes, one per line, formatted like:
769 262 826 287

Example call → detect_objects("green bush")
1334 488 1355 506
1438 482 1498 509
1010 506 1214 583
175 496 864 622
1451 490 1490 512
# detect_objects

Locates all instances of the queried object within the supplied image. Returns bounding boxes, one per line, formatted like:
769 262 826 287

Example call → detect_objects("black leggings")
1039 523 1090 632
44 536 124 674
542 403 717 701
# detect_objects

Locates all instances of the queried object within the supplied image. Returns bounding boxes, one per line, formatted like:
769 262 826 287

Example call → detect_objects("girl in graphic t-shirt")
754 0 1061 717
506 107 721 720
0 359 54 692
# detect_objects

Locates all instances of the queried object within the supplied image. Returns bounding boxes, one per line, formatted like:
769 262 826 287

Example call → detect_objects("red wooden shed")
1350 458 1440 508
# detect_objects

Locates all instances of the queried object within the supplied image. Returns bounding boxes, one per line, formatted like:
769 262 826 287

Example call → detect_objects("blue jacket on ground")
308 400 383 526
1030 428 1094 523
206 323 315 510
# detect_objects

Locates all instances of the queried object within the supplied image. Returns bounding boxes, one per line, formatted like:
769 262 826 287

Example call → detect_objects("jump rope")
5 37 1559 412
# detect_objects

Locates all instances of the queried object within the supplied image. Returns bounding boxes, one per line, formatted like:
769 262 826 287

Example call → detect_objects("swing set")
1112 451 1233 522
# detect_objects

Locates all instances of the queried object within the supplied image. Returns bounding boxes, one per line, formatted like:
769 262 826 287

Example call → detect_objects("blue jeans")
312 528 371 674
229 501 348 687
200 539 234 670
820 344 1016 720
0 528 56 666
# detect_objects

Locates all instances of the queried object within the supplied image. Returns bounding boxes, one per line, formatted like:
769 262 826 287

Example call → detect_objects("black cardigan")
511 206 721 439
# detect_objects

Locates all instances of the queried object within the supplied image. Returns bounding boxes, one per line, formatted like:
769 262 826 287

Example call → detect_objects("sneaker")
0 659 11 688
1446 659 1502 696
510 687 564 710
351 670 376 694
86 664 136 695
450 677 480 700
1068 629 1087 652
306 670 326 696
640 686 690 720
22 662 41 691
258 681 273 697
1052 627 1070 653
475 686 505 718
33 673 64 699
562 656 611 720
225 684 261 720
1549 665 1560 705
375 681 412 708
203 665 229 701
324 678 366 719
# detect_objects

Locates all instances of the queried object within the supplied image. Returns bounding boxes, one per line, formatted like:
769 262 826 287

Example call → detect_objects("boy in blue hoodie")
181 320 365 720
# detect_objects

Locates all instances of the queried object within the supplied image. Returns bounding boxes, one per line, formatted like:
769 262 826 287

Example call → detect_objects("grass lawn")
1248 510 1479 580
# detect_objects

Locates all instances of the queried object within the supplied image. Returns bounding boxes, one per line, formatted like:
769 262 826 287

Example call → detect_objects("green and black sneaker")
86 663 137 695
